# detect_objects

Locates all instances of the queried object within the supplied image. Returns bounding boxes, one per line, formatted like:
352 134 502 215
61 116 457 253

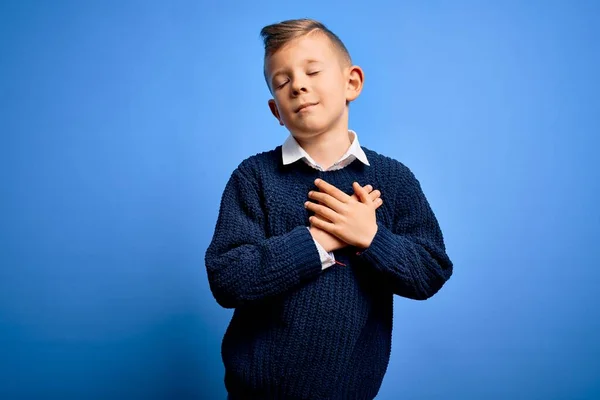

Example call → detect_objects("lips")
295 102 318 113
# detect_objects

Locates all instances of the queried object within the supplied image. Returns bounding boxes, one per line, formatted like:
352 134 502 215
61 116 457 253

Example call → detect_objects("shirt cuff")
307 227 336 269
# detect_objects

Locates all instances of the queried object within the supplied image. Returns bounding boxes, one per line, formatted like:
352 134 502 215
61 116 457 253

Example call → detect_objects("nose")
291 78 308 97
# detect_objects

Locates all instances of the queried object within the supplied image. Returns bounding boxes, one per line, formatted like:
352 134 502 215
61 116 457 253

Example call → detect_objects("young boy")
205 18 453 400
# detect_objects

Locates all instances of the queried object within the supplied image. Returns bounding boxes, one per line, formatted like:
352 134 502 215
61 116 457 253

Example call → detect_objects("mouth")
295 102 318 113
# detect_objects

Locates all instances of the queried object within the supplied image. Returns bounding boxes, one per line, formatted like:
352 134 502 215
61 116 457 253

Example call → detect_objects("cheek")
322 75 345 93
320 81 347 107
274 98 291 117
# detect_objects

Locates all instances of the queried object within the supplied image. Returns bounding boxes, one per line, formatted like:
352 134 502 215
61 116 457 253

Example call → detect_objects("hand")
350 184 382 205
308 184 382 252
306 180 381 250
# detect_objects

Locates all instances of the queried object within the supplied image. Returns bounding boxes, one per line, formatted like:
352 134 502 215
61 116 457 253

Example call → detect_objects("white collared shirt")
281 130 370 269
282 130 370 172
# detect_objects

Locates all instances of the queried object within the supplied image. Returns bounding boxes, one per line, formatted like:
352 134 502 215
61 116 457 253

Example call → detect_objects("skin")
265 32 380 252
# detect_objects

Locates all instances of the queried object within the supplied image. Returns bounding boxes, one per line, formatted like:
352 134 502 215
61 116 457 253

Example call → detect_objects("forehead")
266 33 338 72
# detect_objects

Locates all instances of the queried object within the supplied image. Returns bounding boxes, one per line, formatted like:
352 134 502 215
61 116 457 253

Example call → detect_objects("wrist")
309 226 337 252
358 224 379 249
309 226 328 251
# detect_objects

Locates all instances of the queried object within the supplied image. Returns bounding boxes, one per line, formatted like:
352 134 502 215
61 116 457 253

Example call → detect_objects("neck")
294 121 352 170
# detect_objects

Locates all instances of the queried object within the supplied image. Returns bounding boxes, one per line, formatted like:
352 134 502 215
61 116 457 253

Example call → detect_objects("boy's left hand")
305 179 378 249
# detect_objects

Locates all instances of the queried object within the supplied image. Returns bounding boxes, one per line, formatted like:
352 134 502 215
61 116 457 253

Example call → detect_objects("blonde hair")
260 18 352 68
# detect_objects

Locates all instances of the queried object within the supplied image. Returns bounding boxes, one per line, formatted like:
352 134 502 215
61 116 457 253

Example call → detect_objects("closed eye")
307 71 320 76
276 80 289 89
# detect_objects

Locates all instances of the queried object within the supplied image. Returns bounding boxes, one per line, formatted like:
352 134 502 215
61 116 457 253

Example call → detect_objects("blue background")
1 1 599 399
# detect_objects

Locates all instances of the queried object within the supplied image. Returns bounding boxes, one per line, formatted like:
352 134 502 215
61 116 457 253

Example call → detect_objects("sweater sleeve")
356 166 453 300
204 167 323 309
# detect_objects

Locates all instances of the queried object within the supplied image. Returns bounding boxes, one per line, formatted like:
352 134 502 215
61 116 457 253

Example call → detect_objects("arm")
356 168 453 300
204 168 323 309
310 232 337 269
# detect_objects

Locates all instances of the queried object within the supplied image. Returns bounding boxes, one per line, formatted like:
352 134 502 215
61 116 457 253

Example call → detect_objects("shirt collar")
281 130 370 168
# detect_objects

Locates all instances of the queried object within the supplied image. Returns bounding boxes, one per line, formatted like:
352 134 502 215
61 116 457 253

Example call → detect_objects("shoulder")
233 146 282 182
219 147 282 203
361 146 416 182
361 147 431 216
361 146 429 206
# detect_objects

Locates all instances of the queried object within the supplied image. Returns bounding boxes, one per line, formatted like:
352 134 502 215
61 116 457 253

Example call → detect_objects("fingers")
361 185 383 209
305 201 339 222
308 190 345 212
352 182 370 204
310 181 383 212
309 215 337 236
349 185 371 202
314 179 351 203
368 189 381 202
354 184 379 201
374 197 383 209
312 213 331 223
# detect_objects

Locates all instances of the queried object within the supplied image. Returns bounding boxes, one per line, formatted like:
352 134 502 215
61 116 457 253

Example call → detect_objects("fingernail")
314 179 320 184
304 202 309 207
308 191 314 196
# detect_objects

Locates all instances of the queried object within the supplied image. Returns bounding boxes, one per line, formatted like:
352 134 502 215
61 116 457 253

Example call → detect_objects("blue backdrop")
1 1 599 399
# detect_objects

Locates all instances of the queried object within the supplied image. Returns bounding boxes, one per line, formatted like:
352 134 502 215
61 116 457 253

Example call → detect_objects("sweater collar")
281 130 370 169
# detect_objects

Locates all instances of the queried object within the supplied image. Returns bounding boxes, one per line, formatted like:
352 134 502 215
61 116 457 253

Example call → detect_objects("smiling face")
266 32 363 140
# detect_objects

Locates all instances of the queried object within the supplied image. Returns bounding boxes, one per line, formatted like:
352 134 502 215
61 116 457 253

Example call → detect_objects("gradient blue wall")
1 1 599 399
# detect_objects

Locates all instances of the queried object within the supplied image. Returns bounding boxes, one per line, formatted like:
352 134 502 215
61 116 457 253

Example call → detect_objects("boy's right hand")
309 184 382 253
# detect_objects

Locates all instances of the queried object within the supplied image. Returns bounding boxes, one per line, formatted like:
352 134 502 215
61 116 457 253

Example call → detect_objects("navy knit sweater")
205 145 453 400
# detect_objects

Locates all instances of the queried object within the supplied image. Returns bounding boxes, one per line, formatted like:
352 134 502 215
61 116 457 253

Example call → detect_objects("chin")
290 113 344 135
290 127 327 138
290 121 331 135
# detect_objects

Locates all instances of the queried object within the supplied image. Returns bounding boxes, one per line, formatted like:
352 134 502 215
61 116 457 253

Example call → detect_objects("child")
205 18 453 400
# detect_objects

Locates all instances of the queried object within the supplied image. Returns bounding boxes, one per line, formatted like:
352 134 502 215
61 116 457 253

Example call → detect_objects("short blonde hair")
260 18 352 69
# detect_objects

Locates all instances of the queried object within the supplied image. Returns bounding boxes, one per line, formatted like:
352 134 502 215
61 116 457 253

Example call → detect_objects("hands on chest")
305 178 382 252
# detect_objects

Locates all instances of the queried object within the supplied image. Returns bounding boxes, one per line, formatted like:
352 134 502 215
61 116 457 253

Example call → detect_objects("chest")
259 170 395 237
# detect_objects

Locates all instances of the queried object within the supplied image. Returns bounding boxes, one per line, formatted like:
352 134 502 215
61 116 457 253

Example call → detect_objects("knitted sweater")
205 146 453 400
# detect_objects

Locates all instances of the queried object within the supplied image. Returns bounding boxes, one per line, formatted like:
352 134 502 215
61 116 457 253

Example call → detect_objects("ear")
268 99 285 126
345 65 364 103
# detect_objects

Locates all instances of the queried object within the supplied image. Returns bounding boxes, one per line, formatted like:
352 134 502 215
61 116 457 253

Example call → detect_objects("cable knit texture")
205 146 453 400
